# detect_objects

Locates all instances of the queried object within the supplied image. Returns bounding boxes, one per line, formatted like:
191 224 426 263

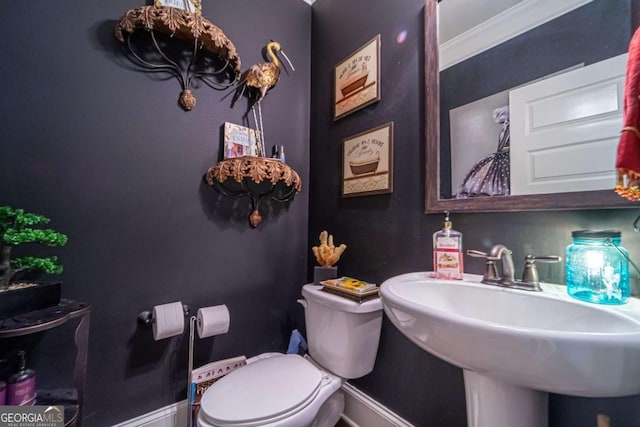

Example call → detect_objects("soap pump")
433 211 463 280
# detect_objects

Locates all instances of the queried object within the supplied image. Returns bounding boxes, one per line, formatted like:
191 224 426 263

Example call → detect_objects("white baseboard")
111 400 188 427
341 382 413 427
112 384 412 427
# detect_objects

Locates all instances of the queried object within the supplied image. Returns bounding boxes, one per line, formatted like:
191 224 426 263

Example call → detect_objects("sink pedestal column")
463 371 548 427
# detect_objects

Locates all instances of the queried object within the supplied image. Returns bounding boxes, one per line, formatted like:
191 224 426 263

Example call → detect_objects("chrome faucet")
487 244 515 286
467 244 561 291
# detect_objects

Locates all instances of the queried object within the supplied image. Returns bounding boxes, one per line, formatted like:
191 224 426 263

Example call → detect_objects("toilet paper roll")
197 304 230 338
152 301 185 341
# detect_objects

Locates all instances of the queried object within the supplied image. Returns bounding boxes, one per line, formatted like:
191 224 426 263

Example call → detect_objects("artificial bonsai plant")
0 206 67 291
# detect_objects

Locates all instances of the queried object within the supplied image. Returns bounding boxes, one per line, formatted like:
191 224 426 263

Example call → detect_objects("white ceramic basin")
381 272 640 398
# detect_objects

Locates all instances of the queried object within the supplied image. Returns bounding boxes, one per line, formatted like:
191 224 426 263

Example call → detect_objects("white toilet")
197 283 383 427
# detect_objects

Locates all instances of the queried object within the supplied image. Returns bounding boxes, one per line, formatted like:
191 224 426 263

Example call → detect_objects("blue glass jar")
565 230 630 305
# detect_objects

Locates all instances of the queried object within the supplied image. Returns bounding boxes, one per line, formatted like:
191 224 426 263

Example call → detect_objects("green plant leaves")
3 228 67 246
0 206 68 286
11 256 63 274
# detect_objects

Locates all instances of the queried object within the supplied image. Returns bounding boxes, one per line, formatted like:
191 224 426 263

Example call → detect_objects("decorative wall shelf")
115 5 241 110
206 157 302 228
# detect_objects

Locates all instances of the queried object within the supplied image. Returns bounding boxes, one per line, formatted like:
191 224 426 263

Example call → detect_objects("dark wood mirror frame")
424 0 640 213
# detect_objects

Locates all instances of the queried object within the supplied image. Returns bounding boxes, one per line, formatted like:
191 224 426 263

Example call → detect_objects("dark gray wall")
3 0 640 425
0 1 310 425
309 0 640 426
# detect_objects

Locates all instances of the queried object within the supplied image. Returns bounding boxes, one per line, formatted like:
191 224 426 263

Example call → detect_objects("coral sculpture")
312 230 346 267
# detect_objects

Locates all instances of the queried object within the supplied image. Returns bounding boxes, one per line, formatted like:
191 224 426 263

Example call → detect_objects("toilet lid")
200 354 323 425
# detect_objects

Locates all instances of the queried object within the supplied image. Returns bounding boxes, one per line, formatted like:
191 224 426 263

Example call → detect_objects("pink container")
6 351 36 406
6 373 36 405
0 381 6 405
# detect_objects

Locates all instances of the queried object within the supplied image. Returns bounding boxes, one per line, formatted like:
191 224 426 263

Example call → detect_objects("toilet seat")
198 354 327 426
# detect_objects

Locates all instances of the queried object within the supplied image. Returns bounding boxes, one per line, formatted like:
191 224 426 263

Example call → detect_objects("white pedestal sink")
380 272 640 427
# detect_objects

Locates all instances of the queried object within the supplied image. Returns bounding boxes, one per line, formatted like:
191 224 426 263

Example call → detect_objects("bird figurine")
235 40 294 156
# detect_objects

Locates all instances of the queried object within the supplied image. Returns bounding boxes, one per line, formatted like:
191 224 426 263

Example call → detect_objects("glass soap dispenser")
433 211 463 280
565 229 630 305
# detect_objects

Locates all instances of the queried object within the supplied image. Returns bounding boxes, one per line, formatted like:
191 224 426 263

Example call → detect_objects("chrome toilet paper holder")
136 303 228 427
137 304 190 325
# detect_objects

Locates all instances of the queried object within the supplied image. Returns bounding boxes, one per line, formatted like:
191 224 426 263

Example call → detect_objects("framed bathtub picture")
342 122 394 197
334 35 381 121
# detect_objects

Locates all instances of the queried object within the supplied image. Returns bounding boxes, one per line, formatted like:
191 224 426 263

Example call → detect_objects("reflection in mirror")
425 0 640 212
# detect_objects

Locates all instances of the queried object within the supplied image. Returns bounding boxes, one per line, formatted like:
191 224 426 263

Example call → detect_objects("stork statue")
236 40 294 156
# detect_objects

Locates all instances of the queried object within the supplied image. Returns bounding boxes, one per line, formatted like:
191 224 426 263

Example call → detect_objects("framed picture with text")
334 35 381 121
223 122 260 159
154 0 202 14
342 122 393 197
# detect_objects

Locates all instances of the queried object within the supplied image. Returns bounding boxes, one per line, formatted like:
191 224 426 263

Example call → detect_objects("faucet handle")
467 250 488 258
527 255 562 263
521 254 562 287
466 250 499 281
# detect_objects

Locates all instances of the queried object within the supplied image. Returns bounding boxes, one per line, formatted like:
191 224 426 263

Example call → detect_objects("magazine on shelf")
190 355 247 406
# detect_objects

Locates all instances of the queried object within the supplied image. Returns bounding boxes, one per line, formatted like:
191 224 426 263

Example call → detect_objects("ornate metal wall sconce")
115 5 242 110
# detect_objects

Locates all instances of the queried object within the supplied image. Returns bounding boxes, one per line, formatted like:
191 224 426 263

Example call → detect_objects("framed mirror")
425 0 640 213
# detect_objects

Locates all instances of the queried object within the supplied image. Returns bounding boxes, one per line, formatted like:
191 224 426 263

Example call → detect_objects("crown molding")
439 0 593 70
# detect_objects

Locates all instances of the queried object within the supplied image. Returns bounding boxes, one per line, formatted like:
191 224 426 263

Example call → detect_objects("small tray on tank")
320 277 379 303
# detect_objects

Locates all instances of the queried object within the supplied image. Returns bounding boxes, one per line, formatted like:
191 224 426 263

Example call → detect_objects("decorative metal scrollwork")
206 157 302 228
115 6 242 110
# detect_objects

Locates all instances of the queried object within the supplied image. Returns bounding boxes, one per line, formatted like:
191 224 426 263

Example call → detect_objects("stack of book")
320 277 379 302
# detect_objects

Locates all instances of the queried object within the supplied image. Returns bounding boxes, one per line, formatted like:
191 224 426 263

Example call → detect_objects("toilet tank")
300 284 383 379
